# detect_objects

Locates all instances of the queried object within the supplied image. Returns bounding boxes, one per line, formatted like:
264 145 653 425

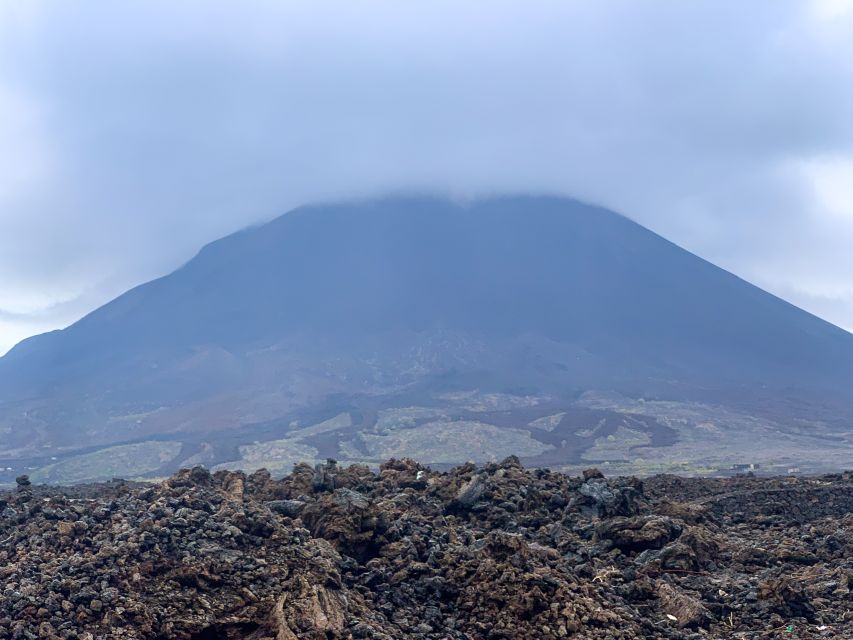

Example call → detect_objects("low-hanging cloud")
1 0 853 354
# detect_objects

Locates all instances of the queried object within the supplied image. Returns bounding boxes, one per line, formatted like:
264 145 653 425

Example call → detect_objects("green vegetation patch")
31 441 182 484
582 426 651 461
436 390 544 412
528 412 566 432
343 420 553 464
374 407 449 433
287 412 352 438
214 439 319 475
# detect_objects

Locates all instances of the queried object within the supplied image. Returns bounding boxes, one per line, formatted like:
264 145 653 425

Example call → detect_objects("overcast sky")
2 1 853 355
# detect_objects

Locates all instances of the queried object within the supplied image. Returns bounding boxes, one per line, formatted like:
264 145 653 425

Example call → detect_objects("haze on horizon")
2 0 853 356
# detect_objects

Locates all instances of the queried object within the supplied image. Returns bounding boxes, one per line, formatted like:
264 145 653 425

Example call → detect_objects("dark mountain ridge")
1 196 852 480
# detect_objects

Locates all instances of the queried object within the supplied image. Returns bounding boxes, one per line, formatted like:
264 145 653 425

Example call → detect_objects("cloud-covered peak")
1 1 853 354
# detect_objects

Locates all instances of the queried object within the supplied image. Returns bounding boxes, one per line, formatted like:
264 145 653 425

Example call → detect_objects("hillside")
1 196 852 483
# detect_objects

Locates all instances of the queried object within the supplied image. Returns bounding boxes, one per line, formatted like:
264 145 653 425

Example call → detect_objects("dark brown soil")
1 460 851 639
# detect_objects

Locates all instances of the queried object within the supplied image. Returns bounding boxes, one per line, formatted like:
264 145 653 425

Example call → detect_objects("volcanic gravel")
1 459 851 639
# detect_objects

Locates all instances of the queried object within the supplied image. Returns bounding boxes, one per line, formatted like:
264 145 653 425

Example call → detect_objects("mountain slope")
1 196 852 481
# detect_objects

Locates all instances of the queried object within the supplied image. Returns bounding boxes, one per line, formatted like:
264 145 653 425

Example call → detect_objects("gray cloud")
2 0 853 354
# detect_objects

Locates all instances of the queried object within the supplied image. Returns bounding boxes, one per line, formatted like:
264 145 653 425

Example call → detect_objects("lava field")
1 459 851 639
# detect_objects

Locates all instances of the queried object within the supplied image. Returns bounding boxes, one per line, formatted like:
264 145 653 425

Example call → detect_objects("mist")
2 0 853 354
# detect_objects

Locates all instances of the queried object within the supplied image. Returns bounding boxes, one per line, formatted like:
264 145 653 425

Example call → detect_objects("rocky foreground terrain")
1 459 852 639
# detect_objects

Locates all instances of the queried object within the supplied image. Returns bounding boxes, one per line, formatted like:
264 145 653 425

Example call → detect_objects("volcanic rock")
0 460 851 638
